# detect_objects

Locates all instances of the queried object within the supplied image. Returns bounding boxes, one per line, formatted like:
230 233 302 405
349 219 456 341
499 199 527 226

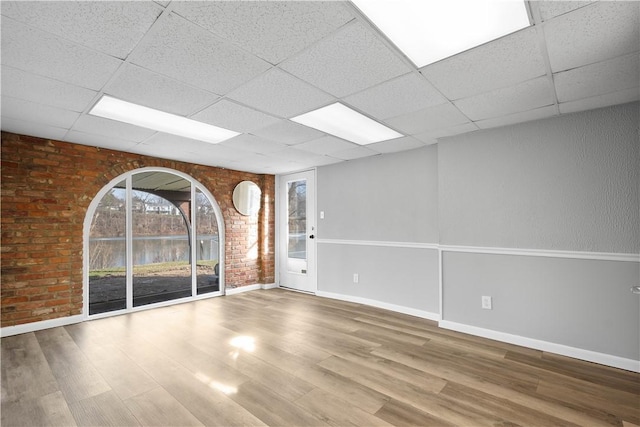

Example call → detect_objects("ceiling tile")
136 133 250 165
192 100 280 134
544 1 639 72
331 146 379 161
0 116 68 141
64 130 141 153
270 147 335 164
225 152 269 170
537 1 595 22
281 21 410 97
294 155 344 168
454 77 555 121
294 136 355 155
1 97 79 129
71 115 156 143
367 136 427 154
415 122 480 141
1 66 97 112
135 133 216 154
1 18 122 90
227 69 335 118
559 88 640 115
185 142 251 164
475 105 558 130
104 64 219 116
230 153 305 174
1 1 163 59
251 119 326 145
172 1 353 65
421 27 546 100
554 53 639 103
385 102 470 135
343 73 447 119
220 134 287 155
129 146 219 168
129 13 271 95
412 134 438 145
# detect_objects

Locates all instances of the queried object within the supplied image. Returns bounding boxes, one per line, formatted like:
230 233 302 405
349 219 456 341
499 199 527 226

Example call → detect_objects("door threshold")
278 286 316 295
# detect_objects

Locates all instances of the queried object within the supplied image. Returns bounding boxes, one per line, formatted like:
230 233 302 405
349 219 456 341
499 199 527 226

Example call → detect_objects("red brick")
2 296 29 304
44 299 69 307
2 311 34 321
15 286 47 299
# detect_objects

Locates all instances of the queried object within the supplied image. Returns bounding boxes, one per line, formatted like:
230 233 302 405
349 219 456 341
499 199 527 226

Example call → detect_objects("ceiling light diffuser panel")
89 95 240 144
351 0 531 67
291 102 403 145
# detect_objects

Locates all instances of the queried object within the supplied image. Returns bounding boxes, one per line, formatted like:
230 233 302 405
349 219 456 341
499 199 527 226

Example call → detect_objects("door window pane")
196 188 219 295
287 179 307 274
89 181 126 315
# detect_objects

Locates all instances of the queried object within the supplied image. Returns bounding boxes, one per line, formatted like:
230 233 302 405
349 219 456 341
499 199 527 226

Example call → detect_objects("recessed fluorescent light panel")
89 95 240 144
351 0 530 67
291 103 403 145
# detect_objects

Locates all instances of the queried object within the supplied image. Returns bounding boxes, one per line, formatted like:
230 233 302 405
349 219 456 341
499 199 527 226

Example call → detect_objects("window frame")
83 167 225 320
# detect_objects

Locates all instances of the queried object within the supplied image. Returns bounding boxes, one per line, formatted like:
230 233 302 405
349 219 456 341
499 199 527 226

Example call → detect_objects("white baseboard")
316 291 440 321
1 314 84 338
225 283 277 295
439 320 640 373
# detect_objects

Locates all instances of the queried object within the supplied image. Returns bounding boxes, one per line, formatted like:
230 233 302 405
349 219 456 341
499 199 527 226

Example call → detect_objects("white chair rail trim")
316 239 639 262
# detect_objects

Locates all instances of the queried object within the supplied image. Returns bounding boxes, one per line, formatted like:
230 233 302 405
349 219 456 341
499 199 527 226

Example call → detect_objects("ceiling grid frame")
1 0 637 174
528 1 562 116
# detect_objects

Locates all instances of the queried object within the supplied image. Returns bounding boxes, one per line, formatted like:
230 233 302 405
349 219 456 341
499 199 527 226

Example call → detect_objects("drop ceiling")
1 1 638 175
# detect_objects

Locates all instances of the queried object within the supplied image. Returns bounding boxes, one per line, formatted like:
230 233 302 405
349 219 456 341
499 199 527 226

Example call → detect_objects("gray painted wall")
315 102 640 363
319 244 439 314
436 102 640 361
439 102 639 253
317 145 438 243
443 252 639 359
316 145 439 313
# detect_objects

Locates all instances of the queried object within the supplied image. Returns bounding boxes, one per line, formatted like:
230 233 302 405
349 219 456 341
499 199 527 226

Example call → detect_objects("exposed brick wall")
258 176 276 283
1 132 275 328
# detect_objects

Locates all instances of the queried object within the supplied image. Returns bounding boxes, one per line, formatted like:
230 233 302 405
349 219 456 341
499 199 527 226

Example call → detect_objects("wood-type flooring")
2 289 639 426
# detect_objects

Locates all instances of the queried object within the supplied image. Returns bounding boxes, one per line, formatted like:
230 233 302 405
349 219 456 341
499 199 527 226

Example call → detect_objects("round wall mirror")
233 181 261 216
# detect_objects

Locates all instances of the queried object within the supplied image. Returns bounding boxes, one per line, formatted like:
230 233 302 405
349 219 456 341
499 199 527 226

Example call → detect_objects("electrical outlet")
353 273 359 284
481 296 492 310
320 211 325 219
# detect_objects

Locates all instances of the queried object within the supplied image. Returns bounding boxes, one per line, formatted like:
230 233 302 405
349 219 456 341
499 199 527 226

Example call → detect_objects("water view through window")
88 171 221 315
88 180 127 313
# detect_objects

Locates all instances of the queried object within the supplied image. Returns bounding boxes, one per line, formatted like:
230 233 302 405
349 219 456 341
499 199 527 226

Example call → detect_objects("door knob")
631 286 640 294
309 234 315 239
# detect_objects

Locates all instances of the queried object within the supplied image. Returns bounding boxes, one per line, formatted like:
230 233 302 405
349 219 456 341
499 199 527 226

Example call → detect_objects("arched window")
84 168 224 317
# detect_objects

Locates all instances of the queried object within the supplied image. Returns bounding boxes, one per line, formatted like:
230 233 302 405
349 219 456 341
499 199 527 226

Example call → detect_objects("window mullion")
126 175 133 309
191 184 197 297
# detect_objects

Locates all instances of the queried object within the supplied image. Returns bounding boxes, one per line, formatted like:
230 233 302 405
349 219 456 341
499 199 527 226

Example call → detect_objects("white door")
278 170 316 293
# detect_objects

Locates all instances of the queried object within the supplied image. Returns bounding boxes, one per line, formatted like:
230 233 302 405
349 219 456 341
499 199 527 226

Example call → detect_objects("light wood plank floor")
2 289 639 426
